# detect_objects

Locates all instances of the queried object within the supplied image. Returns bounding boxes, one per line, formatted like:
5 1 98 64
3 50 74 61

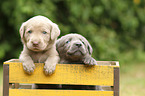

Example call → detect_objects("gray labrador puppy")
56 33 100 90
56 33 97 65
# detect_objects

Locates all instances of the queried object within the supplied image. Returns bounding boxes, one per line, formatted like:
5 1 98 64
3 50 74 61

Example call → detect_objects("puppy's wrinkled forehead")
66 34 85 42
25 18 51 30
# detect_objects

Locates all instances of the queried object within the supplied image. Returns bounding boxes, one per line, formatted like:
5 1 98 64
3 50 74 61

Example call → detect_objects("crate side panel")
9 63 114 86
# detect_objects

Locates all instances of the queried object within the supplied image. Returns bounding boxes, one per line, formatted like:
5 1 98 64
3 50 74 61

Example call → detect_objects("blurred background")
0 0 145 95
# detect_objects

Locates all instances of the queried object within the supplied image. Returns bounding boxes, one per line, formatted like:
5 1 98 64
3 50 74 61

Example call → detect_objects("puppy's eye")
66 41 70 44
42 31 47 34
28 30 32 34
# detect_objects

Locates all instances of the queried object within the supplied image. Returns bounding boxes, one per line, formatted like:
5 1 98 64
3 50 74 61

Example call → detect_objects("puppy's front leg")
19 53 35 74
83 55 97 65
44 55 60 75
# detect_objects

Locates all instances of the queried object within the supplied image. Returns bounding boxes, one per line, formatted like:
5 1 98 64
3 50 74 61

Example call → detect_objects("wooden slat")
4 59 120 66
9 89 114 96
3 64 9 96
114 67 120 96
7 62 114 86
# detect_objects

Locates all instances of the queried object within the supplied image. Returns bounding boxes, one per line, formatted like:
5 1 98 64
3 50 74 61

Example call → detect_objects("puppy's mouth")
67 50 84 56
28 45 45 52
33 46 40 50
30 47 41 51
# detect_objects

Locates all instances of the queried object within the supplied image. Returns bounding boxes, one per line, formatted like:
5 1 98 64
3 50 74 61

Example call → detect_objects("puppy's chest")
30 53 48 63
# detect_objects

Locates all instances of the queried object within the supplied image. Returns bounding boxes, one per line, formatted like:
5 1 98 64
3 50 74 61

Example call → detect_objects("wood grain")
7 62 115 86
9 89 114 96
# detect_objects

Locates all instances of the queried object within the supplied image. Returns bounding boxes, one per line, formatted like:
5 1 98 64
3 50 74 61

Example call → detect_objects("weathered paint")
9 89 114 96
7 62 114 86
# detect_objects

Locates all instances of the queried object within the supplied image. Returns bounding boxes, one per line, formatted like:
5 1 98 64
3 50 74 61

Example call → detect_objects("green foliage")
0 0 145 64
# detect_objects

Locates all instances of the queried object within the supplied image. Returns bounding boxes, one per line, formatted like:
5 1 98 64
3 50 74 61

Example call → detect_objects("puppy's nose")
32 41 39 46
75 43 82 47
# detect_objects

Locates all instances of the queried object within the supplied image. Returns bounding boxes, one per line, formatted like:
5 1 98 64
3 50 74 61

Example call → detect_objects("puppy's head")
56 34 92 61
19 16 60 52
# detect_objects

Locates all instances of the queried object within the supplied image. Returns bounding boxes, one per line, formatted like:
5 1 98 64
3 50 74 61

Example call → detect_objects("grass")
120 63 145 96
0 62 145 96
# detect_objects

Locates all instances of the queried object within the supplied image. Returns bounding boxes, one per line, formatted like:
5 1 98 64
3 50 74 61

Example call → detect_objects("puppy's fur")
56 33 97 65
19 16 60 75
56 33 100 90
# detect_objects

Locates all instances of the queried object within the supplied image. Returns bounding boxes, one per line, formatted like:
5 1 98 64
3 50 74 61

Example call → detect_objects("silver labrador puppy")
19 16 60 75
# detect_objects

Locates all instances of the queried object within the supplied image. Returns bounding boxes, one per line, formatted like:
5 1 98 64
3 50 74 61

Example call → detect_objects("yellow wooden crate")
3 59 119 96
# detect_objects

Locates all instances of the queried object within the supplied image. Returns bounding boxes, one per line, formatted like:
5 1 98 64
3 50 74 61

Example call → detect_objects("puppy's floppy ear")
87 42 93 55
56 37 65 49
50 23 60 40
19 22 27 43
56 38 61 50
19 22 26 39
81 35 93 55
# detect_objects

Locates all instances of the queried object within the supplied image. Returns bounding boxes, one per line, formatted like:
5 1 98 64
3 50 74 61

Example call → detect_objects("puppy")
19 16 60 75
56 33 100 90
56 33 97 65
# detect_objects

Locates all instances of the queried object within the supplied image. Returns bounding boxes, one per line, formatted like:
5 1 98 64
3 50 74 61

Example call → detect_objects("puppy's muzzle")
68 42 84 54
75 43 82 48
32 41 40 47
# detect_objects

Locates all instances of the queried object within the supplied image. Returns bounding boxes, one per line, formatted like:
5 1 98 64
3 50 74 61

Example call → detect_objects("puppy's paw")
83 57 97 65
23 63 35 74
44 64 56 75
